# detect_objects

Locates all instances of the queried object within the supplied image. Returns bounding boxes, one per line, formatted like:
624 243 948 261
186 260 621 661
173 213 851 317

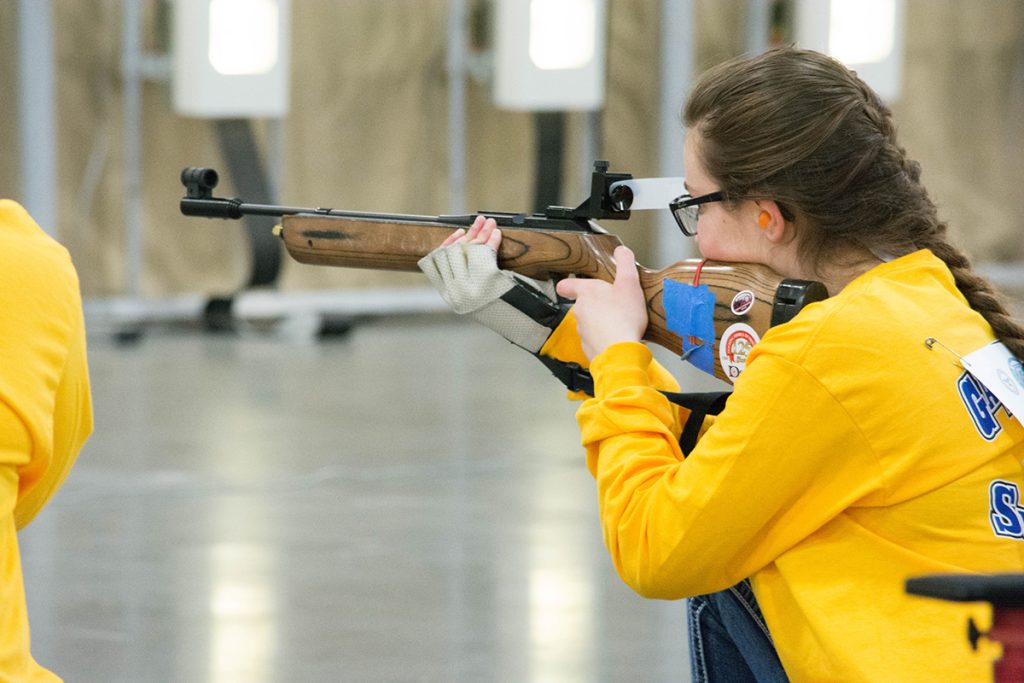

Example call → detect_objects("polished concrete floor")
19 312 714 683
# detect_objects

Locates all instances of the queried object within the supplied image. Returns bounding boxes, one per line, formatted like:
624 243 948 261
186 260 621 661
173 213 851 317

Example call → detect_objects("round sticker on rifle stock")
719 323 759 383
731 290 755 316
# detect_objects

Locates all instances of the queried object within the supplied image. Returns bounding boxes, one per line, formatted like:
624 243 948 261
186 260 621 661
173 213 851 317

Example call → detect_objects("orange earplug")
757 211 771 229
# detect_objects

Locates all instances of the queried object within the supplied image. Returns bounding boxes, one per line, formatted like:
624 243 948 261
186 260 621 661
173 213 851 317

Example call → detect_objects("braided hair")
683 47 1024 359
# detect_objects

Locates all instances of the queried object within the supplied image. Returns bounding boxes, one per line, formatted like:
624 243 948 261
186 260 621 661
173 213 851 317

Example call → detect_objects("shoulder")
0 199 75 263
0 201 84 379
0 200 81 307
751 251 971 371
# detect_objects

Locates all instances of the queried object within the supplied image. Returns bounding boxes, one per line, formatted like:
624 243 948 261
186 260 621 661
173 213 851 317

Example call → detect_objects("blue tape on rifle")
663 279 716 376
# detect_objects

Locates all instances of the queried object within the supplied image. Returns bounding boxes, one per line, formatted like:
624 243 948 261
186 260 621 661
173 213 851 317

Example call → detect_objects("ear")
753 200 788 243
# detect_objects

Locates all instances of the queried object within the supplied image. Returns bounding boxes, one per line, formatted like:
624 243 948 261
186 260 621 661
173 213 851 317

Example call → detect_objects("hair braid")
920 238 1024 359
856 80 925 187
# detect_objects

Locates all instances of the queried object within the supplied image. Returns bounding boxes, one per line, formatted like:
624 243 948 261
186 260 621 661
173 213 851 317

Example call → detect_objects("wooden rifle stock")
280 214 818 382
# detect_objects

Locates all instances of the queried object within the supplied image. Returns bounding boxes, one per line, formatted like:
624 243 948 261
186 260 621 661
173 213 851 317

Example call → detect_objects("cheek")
695 220 749 262
695 237 724 261
693 228 726 261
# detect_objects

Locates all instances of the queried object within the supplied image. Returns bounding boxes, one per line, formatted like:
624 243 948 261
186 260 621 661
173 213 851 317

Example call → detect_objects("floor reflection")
207 541 278 683
19 317 693 681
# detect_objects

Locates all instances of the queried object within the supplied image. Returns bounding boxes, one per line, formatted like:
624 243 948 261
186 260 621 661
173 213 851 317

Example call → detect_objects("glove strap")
499 276 570 329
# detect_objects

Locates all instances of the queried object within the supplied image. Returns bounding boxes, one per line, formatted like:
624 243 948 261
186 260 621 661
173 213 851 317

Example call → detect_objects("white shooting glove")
418 242 568 353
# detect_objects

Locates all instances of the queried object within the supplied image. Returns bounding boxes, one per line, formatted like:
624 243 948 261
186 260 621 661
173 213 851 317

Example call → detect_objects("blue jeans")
687 579 789 682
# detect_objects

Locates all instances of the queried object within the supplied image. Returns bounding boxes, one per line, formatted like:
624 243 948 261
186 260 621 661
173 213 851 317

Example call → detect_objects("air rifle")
179 162 827 383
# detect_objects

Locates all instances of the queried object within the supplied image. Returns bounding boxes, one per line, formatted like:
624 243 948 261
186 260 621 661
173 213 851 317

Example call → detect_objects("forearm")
577 343 718 596
579 342 686 472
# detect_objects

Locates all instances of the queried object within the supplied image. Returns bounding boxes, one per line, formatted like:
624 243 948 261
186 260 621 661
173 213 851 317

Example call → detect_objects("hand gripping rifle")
179 162 827 384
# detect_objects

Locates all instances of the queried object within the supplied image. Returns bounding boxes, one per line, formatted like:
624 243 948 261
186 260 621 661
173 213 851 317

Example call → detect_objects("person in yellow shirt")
0 200 93 682
420 47 1024 681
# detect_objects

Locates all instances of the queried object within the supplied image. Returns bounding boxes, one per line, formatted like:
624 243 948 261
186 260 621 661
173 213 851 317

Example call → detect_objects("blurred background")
3 0 1022 303
3 1 1024 681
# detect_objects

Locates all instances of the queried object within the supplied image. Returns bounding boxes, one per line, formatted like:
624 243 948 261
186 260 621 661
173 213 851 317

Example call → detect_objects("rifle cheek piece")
771 280 829 326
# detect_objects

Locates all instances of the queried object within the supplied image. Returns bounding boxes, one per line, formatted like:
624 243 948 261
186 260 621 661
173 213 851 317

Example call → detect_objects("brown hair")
683 47 1024 359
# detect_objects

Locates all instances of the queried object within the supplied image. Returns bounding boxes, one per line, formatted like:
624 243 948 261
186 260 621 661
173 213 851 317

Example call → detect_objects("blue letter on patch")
959 371 1003 441
990 480 1024 539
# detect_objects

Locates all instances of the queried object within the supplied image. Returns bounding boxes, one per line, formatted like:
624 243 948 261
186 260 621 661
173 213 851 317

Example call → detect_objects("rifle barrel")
181 195 602 233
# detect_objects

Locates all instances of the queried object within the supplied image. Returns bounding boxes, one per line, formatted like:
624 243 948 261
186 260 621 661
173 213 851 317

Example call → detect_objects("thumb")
613 246 639 287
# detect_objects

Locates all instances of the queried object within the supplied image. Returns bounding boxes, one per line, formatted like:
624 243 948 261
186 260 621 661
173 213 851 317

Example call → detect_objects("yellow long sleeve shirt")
561 250 1023 681
0 200 93 683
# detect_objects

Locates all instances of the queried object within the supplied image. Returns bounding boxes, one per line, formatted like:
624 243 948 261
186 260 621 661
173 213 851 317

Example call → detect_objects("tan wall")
0 0 1021 298
895 1 1024 260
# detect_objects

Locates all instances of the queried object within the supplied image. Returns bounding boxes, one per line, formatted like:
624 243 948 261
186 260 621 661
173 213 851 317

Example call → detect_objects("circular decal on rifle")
730 290 755 316
719 323 759 383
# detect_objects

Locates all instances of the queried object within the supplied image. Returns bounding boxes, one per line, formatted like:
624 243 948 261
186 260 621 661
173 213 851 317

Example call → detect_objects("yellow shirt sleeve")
13 313 92 529
577 341 882 598
0 201 93 528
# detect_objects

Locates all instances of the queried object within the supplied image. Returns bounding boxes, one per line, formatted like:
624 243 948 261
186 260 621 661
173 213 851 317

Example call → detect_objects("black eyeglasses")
669 191 725 236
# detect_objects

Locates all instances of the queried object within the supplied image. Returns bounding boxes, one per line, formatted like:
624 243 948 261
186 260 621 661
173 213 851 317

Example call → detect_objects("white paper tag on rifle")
610 178 685 210
961 341 1024 422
